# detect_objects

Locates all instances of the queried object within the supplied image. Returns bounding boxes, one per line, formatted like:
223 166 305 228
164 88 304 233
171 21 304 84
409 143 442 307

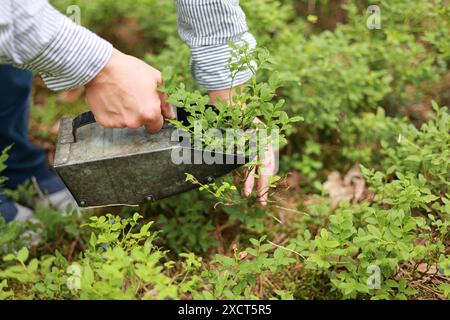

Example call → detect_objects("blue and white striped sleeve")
175 0 257 91
0 0 112 91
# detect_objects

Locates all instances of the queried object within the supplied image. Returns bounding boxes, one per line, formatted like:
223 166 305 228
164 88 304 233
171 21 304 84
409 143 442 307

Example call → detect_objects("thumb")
159 91 175 119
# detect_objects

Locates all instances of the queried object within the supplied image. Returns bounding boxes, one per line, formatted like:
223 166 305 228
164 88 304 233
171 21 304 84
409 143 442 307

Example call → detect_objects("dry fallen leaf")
323 164 367 207
239 251 248 261
417 263 438 274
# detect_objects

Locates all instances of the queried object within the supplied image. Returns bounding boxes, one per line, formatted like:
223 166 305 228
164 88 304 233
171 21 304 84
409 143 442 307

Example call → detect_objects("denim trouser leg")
0 65 63 194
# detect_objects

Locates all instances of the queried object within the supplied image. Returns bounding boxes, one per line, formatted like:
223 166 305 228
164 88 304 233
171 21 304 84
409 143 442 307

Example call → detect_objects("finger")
243 166 256 198
99 121 127 129
159 91 175 119
268 146 278 176
257 146 277 206
155 73 175 120
144 113 164 133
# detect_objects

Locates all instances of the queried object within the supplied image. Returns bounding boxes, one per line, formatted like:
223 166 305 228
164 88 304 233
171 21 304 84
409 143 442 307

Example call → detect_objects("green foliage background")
0 0 449 300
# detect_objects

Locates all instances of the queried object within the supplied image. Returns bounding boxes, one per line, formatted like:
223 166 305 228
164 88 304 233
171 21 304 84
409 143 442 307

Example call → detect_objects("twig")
67 235 80 262
415 282 447 300
31 176 46 199
269 214 283 224
270 205 310 216
214 221 241 235
268 241 305 260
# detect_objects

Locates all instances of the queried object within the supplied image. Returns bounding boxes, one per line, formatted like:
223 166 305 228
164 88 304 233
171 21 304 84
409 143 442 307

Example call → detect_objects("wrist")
208 85 245 105
86 48 122 88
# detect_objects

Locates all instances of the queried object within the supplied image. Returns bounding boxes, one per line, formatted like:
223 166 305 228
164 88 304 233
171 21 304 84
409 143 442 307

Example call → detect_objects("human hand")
242 139 276 207
85 48 175 132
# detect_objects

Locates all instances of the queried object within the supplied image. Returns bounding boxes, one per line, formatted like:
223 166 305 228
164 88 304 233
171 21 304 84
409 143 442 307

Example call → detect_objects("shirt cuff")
23 16 113 91
190 32 257 91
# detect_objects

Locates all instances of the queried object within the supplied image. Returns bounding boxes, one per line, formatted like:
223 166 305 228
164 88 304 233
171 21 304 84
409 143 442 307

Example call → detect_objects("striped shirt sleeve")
175 0 257 91
0 0 112 91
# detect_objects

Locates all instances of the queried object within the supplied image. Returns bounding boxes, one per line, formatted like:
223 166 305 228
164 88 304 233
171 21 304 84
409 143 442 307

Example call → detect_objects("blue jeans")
0 65 64 197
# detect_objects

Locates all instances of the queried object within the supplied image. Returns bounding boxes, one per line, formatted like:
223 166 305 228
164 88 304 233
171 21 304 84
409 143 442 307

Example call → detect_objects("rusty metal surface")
54 114 246 208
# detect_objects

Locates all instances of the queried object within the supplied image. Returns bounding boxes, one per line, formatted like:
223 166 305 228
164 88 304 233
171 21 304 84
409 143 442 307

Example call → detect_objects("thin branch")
268 240 306 260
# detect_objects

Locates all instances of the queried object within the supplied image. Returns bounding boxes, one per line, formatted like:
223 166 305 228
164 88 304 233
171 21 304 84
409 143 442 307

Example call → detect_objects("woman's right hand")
85 48 175 133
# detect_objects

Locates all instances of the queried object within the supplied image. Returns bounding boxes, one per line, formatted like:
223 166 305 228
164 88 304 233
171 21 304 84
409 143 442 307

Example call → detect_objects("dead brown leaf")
323 164 368 208
239 251 248 261
417 263 438 275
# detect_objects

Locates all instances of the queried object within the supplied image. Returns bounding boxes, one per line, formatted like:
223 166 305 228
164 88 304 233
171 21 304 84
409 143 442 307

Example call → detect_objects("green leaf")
320 228 329 239
324 240 340 248
17 247 29 263
3 254 15 262
289 116 304 123
367 225 382 238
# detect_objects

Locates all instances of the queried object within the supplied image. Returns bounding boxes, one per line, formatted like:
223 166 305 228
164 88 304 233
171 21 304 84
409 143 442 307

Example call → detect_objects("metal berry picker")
54 108 249 208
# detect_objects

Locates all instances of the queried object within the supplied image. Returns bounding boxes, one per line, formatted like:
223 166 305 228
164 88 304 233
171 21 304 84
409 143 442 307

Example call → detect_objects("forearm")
0 0 112 91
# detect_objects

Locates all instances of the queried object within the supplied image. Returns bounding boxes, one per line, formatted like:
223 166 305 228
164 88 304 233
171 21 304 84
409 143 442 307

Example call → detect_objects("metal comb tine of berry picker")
54 106 252 208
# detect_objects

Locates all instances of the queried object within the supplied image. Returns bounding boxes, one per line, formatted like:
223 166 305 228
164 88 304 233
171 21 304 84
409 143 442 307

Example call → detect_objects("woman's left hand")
209 88 277 207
